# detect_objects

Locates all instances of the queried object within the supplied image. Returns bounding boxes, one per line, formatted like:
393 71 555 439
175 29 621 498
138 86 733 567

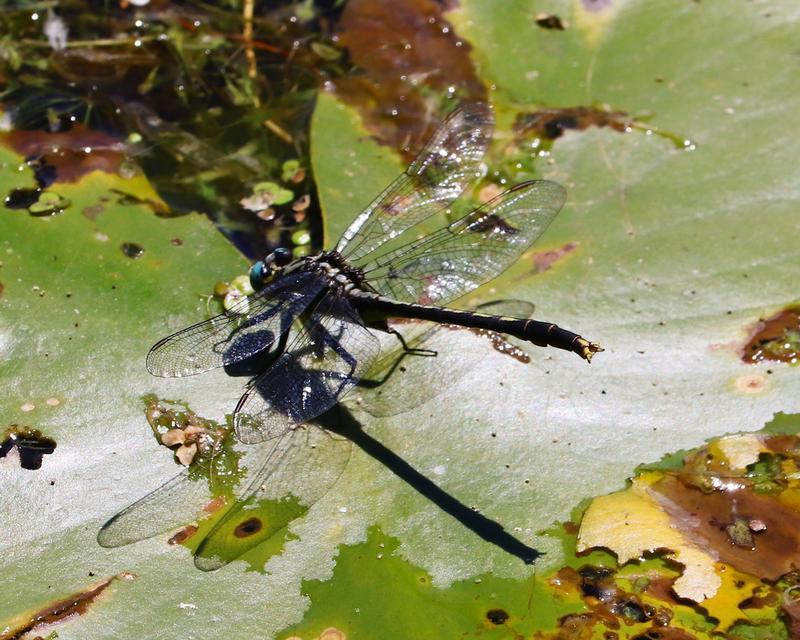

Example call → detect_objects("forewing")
97 470 211 547
97 424 349 571
234 293 381 444
361 180 566 306
147 271 324 377
97 435 275 547
336 102 494 262
193 425 352 570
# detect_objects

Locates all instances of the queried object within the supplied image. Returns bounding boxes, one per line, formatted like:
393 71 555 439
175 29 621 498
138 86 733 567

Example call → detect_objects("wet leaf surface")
282 415 800 639
332 0 486 160
3 0 800 638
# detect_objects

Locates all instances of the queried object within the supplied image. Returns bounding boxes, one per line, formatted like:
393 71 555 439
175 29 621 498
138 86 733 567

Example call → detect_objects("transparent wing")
97 424 350 572
97 469 212 547
336 102 494 262
193 424 351 571
361 180 566 306
146 271 325 377
234 293 381 445
97 435 276 547
352 300 536 418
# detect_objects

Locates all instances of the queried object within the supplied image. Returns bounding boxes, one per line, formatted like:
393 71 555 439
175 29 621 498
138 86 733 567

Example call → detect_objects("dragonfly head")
249 247 293 289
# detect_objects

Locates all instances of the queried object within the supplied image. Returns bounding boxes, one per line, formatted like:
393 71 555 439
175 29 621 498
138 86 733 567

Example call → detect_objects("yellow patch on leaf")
699 562 760 629
577 472 721 603
572 0 624 49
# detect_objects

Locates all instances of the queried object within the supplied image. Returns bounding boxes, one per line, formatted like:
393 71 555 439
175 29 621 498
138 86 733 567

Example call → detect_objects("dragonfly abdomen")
349 291 601 362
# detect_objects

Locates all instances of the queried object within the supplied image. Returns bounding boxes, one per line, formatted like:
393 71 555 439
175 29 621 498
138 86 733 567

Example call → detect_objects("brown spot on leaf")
562 520 580 535
652 474 800 580
1 125 127 183
333 0 486 160
536 13 567 30
82 202 106 220
734 374 766 394
514 107 632 141
203 496 227 514
0 573 131 640
531 241 580 273
437 321 530 364
481 329 530 363
741 305 800 365
234 517 263 538
168 525 199 545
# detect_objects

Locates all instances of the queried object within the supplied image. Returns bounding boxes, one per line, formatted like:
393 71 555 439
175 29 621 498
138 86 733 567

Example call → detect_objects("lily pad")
2 0 800 638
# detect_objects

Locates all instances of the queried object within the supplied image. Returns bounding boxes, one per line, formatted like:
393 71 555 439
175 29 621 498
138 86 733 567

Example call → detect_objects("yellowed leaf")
577 472 721 602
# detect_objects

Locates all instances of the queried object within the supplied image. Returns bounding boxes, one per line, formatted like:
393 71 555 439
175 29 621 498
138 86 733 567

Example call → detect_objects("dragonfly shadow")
221 329 289 377
317 405 542 565
226 313 543 565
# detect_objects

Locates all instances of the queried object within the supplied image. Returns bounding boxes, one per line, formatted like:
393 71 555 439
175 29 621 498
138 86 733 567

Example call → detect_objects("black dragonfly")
99 102 601 569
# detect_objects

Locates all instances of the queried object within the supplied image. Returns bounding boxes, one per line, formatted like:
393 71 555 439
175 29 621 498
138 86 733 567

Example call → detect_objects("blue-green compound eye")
249 261 268 290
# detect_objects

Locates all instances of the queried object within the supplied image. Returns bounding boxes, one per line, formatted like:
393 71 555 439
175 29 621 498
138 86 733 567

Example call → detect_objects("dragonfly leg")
386 327 437 357
356 327 437 391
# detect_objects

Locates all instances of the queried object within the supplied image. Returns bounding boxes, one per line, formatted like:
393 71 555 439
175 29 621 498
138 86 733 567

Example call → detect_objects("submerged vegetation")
0 0 500 260
1 0 348 256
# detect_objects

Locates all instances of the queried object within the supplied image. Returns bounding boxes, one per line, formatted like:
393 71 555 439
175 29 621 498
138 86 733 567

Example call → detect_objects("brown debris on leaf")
0 425 57 470
514 106 633 141
535 13 567 30
547 565 686 639
333 0 486 160
576 423 800 634
1 124 128 183
145 397 228 467
0 573 133 640
741 304 800 365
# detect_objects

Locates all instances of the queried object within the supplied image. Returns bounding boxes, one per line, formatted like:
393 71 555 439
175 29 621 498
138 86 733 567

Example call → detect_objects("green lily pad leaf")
281 159 305 184
27 190 71 215
3 0 800 638
241 181 294 210
309 0 800 630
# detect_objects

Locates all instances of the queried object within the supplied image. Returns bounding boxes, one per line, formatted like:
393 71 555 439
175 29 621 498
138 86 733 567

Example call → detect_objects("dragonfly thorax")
250 249 366 293
313 250 366 292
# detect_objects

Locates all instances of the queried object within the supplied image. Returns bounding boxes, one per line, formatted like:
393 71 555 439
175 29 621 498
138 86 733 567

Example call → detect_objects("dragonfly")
99 102 601 569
